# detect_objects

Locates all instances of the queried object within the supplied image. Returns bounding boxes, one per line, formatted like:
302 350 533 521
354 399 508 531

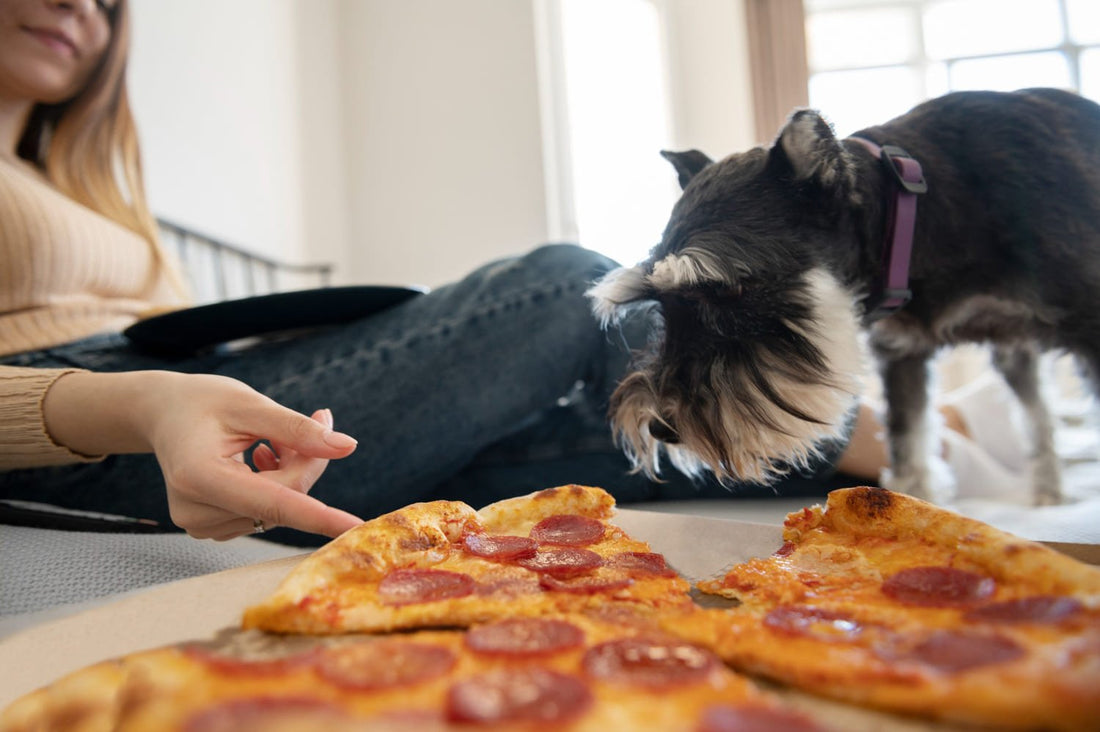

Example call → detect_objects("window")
804 0 1098 401
534 0 677 267
804 0 1100 136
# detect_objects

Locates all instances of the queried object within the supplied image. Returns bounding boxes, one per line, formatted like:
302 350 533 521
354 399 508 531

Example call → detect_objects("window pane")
948 51 1071 91
809 67 924 136
924 0 1063 60
560 0 675 266
1081 48 1100 104
807 7 917 71
925 62 951 98
1067 0 1100 44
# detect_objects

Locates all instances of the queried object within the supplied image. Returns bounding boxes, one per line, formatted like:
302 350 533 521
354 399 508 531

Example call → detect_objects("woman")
15 0 1015 555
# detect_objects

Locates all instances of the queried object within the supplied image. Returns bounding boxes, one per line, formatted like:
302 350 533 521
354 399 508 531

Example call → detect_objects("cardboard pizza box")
0 509 1096 728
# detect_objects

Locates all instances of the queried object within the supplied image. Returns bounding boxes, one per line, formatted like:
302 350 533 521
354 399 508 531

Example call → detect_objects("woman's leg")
1 246 640 532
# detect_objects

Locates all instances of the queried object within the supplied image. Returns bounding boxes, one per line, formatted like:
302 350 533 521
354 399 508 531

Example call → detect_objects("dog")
587 88 1100 506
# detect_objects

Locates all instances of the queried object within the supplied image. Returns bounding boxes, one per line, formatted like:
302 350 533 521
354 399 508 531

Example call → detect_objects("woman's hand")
43 371 363 541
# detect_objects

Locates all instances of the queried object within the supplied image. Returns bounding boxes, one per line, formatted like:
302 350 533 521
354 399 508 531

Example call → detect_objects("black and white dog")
588 88 1100 505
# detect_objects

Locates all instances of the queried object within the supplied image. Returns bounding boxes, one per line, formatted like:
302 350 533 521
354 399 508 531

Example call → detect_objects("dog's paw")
880 467 937 503
1031 452 1063 506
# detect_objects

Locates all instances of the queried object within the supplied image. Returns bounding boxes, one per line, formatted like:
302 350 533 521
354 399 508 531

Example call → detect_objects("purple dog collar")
848 136 927 321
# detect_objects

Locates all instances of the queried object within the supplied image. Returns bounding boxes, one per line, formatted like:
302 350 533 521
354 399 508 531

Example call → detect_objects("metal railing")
156 218 333 303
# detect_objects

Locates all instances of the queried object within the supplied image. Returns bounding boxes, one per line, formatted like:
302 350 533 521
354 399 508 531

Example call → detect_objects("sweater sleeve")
0 366 106 470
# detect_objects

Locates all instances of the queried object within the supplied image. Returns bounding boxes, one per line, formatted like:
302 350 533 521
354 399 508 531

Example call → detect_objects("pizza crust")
809 487 1100 593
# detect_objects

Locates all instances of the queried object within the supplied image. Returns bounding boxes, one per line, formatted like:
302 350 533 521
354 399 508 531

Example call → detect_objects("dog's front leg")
992 343 1062 505
879 354 935 501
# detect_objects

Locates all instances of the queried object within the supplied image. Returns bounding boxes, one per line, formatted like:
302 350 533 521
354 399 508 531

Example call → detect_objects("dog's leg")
879 353 935 501
991 344 1062 506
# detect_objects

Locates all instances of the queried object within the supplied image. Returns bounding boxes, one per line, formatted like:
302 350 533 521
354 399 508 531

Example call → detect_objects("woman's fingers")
147 375 362 540
194 516 265 542
252 409 334 494
238 400 357 461
172 465 362 540
252 443 280 471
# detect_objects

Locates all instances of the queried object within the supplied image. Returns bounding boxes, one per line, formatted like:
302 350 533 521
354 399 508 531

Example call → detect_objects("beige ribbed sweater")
0 156 187 469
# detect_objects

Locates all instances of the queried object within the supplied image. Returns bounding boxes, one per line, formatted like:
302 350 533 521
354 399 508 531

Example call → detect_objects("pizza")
684 486 1100 731
0 611 822 731
242 484 694 634
3 483 1100 732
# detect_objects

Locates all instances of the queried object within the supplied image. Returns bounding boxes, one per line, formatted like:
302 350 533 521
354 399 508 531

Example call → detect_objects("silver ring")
252 518 266 534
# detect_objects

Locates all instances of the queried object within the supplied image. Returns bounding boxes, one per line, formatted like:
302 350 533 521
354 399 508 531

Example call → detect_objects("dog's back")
856 89 1100 354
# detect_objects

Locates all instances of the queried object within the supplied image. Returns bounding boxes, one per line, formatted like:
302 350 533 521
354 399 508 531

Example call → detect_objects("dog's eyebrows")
647 248 740 291
586 265 656 325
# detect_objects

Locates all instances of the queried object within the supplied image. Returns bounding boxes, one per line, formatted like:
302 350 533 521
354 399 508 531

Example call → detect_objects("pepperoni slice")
530 514 606 546
881 566 995 607
516 548 603 578
446 668 593 724
378 568 475 605
183 697 351 732
763 605 863 642
583 638 717 687
462 532 538 560
181 645 318 677
317 639 456 690
964 596 1083 624
608 551 678 577
773 541 797 557
474 574 541 598
698 704 824 732
897 630 1025 673
539 573 633 594
465 618 585 656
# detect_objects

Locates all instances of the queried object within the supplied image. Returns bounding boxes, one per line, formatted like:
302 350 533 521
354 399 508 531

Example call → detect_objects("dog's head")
588 110 868 484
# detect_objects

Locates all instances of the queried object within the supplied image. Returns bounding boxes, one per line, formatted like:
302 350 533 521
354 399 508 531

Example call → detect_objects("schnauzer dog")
588 88 1100 505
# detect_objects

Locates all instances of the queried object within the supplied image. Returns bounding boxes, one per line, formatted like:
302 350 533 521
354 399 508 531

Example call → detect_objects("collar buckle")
879 144 928 194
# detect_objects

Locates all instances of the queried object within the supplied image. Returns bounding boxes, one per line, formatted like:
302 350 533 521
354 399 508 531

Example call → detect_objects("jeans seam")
262 278 588 394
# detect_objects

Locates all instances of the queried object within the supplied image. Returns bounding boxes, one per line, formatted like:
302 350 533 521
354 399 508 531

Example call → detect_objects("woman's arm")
42 370 363 540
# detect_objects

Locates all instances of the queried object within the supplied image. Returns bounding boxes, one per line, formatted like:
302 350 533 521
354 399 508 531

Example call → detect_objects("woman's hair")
17 0 187 296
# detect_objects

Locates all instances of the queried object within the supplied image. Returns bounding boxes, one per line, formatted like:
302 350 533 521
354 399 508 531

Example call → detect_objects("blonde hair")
17 0 189 298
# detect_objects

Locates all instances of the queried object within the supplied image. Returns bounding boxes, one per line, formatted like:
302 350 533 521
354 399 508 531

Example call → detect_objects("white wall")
336 0 549 288
128 0 310 266
126 0 755 288
662 0 756 156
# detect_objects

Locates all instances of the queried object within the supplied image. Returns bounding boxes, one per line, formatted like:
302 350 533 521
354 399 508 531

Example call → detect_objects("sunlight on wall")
558 0 678 267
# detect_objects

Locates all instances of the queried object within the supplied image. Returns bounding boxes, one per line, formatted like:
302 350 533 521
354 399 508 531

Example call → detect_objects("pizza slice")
0 660 128 732
4 612 826 731
684 486 1100 732
242 485 694 634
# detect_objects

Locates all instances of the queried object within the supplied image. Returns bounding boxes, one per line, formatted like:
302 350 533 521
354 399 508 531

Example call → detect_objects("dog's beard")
601 267 865 484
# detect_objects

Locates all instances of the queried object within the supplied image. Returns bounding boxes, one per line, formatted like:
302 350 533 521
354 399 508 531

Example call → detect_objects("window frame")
804 0 1097 103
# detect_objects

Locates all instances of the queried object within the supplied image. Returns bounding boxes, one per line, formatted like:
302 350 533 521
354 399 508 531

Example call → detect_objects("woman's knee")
520 244 620 284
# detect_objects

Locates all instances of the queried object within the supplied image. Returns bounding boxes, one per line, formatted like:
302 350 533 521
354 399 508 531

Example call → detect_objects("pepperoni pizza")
242 484 694 634
3 483 1100 732
1 612 821 731
687 486 1100 731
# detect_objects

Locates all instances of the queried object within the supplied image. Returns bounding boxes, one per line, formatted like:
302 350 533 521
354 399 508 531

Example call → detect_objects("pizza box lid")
0 510 1096 727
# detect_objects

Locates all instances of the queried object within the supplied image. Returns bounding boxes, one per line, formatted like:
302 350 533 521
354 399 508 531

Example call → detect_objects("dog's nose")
648 419 680 444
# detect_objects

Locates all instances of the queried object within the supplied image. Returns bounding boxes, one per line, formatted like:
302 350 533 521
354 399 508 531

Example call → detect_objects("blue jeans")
0 245 847 545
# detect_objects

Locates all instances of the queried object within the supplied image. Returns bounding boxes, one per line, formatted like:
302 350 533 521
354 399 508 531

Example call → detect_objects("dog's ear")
660 150 713 190
773 109 851 189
